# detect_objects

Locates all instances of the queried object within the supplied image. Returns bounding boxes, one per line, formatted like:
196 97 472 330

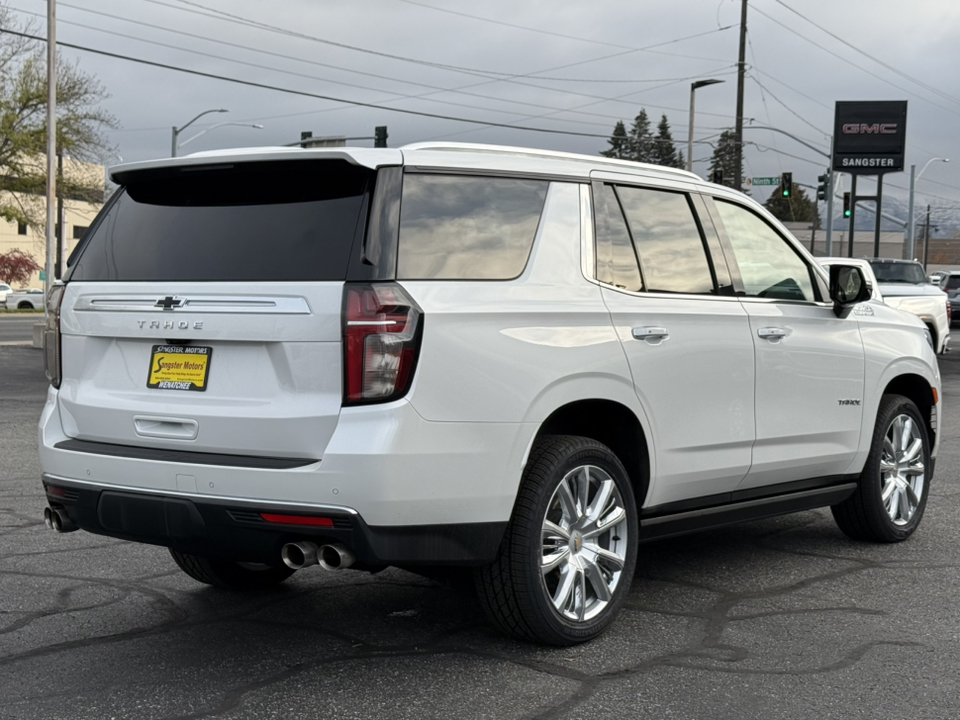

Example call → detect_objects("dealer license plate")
147 345 213 391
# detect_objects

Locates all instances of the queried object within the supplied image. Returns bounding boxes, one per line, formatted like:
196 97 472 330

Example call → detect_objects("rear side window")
594 183 643 292
67 160 370 282
616 186 715 295
397 174 547 280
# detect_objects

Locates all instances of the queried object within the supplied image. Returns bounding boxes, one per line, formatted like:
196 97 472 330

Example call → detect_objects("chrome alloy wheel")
881 414 926 526
540 464 629 622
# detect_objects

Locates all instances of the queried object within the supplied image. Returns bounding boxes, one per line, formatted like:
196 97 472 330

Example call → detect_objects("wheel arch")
532 399 651 510
882 373 937 447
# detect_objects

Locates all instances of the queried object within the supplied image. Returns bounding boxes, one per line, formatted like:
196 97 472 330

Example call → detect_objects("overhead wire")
391 0 734 63
770 0 960 107
126 0 738 120
751 4 960 119
154 0 731 83
9 4 647 131
0 26 731 143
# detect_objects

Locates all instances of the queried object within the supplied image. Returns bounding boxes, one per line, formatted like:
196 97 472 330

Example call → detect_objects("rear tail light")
44 283 65 388
947 298 952 325
343 283 422 405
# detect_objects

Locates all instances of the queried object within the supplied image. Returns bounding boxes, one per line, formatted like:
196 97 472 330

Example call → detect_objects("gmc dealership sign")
833 101 908 173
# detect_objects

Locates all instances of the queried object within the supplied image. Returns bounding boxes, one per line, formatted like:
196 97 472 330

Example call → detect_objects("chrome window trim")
579 183 596 284
596 285 743 303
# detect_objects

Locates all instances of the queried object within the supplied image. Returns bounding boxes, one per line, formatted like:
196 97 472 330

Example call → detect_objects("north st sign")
833 101 908 174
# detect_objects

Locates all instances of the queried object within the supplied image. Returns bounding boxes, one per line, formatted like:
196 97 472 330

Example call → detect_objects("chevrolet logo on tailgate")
155 296 185 310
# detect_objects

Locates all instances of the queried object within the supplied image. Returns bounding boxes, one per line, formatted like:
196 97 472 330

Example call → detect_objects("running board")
639 483 857 541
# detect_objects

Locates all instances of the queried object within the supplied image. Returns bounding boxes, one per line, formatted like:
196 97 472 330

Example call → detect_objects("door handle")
632 326 669 343
757 327 787 341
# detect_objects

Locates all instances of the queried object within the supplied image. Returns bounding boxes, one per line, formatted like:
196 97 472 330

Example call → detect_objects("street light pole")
171 108 228 157
176 123 264 152
687 79 725 173
906 157 948 260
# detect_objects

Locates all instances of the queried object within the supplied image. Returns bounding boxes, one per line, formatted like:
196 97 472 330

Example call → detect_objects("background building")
0 160 105 288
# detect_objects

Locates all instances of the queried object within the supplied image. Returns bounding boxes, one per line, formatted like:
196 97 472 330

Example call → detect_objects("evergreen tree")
651 114 682 168
628 109 655 163
600 121 629 160
707 130 745 190
676 150 686 170
763 186 821 228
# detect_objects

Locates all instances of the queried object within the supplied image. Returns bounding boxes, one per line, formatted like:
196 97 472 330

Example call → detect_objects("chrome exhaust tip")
281 541 319 570
318 543 356 571
45 507 77 533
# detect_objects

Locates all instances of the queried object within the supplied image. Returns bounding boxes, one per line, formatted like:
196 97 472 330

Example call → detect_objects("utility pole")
55 151 63 279
733 0 748 193
922 204 932 270
44 0 57 315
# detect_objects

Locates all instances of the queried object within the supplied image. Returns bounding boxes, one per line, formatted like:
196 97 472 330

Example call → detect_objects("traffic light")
843 192 851 218
374 126 388 148
816 173 830 202
711 169 723 185
780 172 793 198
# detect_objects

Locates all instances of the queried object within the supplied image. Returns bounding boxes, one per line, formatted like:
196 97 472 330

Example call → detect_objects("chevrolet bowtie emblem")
155 296 185 310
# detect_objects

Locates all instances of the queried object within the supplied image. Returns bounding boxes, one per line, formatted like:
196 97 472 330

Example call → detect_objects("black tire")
832 394 932 543
169 549 295 590
475 435 638 646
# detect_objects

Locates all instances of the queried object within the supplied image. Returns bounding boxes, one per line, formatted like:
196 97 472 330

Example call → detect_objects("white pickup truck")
4 288 44 310
867 259 950 354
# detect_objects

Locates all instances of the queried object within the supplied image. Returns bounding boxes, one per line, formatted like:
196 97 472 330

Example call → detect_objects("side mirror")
829 265 872 318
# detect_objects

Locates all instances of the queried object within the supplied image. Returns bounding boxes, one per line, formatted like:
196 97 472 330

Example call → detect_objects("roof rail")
400 142 701 181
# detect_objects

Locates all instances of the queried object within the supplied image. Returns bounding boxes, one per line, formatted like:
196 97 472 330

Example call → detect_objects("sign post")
832 101 907 257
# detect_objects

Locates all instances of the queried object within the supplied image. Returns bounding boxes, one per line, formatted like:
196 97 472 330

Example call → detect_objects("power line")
771 0 960 108
392 0 735 63
0 26 715 142
130 0 737 120
155 0 730 83
748 74 828 139
10 3 642 131
751 4 960 119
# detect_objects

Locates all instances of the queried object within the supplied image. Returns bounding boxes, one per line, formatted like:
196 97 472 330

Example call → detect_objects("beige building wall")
0 160 105 289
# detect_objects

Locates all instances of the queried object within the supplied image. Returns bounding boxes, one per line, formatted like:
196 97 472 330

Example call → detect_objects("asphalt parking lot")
2 344 959 719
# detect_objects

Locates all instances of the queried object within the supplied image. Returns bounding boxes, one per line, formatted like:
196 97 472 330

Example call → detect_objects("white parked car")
0 283 12 304
39 143 941 645
866 259 950 354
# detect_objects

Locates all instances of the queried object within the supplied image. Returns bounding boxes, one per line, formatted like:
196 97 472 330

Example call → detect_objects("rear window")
944 276 960 290
67 160 370 282
397 174 548 280
868 260 926 285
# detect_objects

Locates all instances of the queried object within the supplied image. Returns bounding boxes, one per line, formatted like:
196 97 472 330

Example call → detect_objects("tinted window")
944 276 960 290
869 260 927 284
67 160 370 282
714 200 815 302
616 186 714 294
397 174 547 280
594 183 642 292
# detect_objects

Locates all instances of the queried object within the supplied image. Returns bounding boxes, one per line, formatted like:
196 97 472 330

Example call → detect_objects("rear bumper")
39 386 536 527
42 474 506 567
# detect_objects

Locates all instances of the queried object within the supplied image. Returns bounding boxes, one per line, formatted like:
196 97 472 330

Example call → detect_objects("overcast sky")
6 0 960 218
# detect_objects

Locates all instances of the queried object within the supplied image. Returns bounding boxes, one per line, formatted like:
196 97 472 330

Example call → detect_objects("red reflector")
259 513 334 527
46 485 67 498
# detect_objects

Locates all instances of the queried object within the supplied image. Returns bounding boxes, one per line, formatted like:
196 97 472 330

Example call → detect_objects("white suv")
39 143 941 645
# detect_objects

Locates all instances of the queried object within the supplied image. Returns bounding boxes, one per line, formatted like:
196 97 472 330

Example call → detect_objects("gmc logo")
841 123 898 135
